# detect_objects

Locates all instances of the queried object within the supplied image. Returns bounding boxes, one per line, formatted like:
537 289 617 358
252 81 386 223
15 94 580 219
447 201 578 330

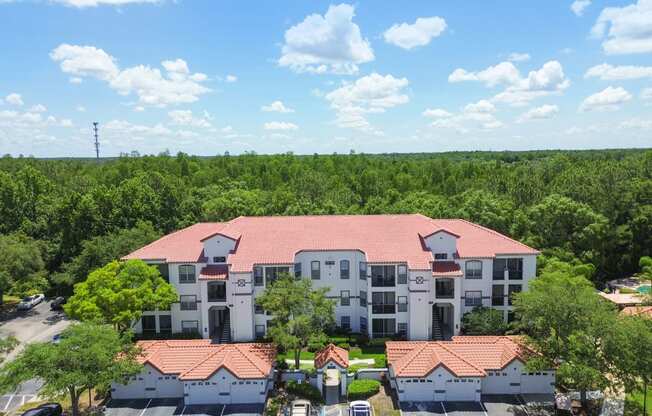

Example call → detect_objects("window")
311 261 320 280
492 285 505 306
340 290 350 306
179 265 196 283
360 290 367 307
360 317 368 333
340 260 350 279
397 265 408 284
465 261 482 279
213 256 226 263
434 253 448 260
508 284 522 306
255 304 264 315
493 259 506 280
181 320 198 334
435 278 454 298
180 295 197 311
157 264 170 283
372 318 395 338
464 291 482 307
254 267 264 286
255 325 265 338
265 267 289 286
141 315 156 333
159 315 172 334
341 316 351 330
359 262 367 280
397 322 408 337
207 282 226 302
294 263 301 278
372 292 395 314
371 265 396 287
507 258 523 280
397 296 408 312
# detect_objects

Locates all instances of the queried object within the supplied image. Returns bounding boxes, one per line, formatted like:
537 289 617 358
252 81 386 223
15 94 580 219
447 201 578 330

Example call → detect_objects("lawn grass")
276 350 315 361
625 388 651 416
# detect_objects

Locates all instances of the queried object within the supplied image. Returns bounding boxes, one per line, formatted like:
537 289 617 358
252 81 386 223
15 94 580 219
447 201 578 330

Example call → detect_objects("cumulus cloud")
50 44 210 107
5 93 24 106
76 106 86 112
591 0 652 54
422 108 452 118
585 63 652 80
580 86 632 111
325 72 409 133
167 110 212 128
261 101 295 113
425 100 504 132
507 52 530 62
279 3 374 74
517 104 559 122
29 104 47 112
263 121 298 131
383 16 447 50
449 61 521 87
641 87 652 101
571 0 591 16
620 117 652 129
225 75 237 83
463 99 496 114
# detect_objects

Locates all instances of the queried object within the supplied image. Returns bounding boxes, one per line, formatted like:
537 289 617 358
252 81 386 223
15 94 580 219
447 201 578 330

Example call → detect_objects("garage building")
111 340 276 405
387 336 554 402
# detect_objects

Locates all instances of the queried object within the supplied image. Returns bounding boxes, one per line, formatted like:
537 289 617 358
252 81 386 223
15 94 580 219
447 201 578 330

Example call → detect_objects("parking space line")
180 405 186 416
479 401 488 416
138 398 152 416
219 404 225 416
3 395 14 411
440 402 448 416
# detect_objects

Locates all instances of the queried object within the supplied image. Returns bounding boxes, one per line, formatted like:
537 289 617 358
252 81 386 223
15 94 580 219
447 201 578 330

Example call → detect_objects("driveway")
400 395 555 416
104 399 264 416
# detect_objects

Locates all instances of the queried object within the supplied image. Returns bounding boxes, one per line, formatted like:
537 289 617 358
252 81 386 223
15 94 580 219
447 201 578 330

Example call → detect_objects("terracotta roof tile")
314 344 349 368
621 305 652 318
432 261 463 277
135 340 276 380
199 265 229 280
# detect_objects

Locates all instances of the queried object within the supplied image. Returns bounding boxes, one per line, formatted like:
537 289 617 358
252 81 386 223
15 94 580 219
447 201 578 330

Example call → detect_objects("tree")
64 260 177 332
0 233 48 298
461 306 509 335
0 323 141 416
512 258 619 406
256 275 335 369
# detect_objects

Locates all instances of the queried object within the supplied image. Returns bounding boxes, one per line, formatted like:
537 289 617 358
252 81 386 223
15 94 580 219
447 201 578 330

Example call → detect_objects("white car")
349 401 372 416
17 294 45 310
290 400 311 416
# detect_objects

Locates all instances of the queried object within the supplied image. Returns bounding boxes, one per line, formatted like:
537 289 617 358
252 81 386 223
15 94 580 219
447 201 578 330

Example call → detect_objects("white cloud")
60 119 74 127
261 101 295 113
571 0 591 16
585 63 652 80
517 104 559 122
52 0 160 7
225 75 237 83
325 72 409 133
591 0 652 54
580 86 632 111
69 77 83 84
383 16 447 50
5 93 24 106
134 106 145 112
76 106 86 112
167 110 212 128
51 44 210 107
279 3 374 75
641 87 652 101
263 121 298 131
29 104 47 112
507 52 530 62
422 108 452 118
620 117 652 129
463 99 495 114
449 61 521 87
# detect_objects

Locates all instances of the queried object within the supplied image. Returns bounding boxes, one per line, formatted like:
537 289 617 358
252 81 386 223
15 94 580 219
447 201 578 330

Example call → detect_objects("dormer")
422 229 459 261
200 232 237 265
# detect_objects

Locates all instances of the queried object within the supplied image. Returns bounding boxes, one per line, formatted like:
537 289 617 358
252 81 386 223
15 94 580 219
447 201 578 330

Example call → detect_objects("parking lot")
400 394 554 416
104 399 264 416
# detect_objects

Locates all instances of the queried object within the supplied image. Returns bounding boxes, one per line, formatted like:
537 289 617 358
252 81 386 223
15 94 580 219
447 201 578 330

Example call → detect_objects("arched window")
465 260 482 279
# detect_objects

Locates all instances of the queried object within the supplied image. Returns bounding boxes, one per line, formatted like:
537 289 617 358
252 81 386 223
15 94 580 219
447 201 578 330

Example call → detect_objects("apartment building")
124 214 539 341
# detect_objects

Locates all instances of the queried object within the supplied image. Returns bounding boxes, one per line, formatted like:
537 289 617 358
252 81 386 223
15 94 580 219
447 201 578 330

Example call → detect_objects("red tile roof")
136 340 276 380
314 344 349 369
386 336 534 378
621 305 652 318
432 261 463 277
124 215 538 272
199 265 228 280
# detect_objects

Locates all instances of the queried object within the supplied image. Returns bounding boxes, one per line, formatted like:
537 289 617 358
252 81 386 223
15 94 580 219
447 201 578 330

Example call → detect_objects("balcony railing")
371 277 395 287
372 304 396 314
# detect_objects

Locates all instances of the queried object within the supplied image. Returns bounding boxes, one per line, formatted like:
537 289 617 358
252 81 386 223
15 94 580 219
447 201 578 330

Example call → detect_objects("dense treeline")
0 149 650 296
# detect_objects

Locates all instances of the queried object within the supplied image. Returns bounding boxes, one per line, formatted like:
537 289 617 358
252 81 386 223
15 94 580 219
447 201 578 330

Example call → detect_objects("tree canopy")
461 306 509 335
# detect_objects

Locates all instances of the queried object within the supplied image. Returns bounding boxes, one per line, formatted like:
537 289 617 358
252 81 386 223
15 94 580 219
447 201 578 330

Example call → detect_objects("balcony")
207 282 227 303
435 278 454 299
372 304 396 314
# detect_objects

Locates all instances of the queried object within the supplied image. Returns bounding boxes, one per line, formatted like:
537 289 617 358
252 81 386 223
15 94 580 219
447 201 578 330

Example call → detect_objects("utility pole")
92 122 100 160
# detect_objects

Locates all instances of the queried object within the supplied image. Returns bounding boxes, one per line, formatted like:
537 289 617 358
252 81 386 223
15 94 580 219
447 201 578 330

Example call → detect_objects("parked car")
17 294 45 311
349 401 372 416
20 403 62 416
290 400 311 416
50 296 66 311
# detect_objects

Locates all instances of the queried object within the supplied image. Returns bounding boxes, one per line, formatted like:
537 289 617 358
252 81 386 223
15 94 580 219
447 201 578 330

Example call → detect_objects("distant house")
111 340 276 405
386 336 555 402
123 214 539 342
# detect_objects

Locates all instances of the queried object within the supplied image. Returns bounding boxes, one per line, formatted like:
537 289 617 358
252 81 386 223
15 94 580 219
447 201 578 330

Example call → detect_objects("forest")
0 148 650 297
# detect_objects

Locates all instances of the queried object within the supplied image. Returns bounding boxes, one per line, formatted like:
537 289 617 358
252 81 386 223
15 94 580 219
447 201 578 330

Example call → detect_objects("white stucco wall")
111 364 183 400
392 366 481 402
184 368 269 405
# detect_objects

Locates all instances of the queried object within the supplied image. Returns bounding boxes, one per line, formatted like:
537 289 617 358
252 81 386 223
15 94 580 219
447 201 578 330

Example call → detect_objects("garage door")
155 376 184 398
230 380 266 404
482 372 515 394
445 380 477 401
520 373 554 394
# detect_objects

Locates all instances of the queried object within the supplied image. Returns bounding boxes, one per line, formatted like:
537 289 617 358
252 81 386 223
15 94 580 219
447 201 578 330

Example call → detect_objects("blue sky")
0 0 651 157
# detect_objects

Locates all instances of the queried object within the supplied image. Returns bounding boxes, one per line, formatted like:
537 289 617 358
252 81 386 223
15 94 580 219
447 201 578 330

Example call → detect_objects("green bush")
287 380 323 403
373 356 387 368
355 334 369 347
336 342 350 350
265 396 284 416
619 287 637 294
276 358 289 370
347 379 381 400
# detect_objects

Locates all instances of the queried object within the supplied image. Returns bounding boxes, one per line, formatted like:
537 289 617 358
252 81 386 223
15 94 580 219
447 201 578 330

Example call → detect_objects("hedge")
347 379 381 400
287 380 323 403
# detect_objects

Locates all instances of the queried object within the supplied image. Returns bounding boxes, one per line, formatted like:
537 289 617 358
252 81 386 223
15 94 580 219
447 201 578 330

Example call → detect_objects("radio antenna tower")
92 122 100 160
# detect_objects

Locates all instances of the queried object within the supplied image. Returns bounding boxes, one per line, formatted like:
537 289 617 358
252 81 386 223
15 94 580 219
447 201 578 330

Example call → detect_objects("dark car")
21 403 62 416
50 296 66 311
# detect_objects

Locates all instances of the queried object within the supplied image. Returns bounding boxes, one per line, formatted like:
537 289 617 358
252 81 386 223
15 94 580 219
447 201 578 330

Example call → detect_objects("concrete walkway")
285 358 375 366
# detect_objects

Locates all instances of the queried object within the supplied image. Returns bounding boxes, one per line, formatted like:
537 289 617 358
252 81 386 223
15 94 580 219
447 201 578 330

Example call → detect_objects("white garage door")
230 380 266 404
187 381 224 405
520 373 555 394
482 372 517 394
112 377 145 399
154 376 184 398
445 380 477 401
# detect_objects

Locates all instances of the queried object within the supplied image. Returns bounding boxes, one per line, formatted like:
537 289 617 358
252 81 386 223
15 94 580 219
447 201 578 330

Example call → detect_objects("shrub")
355 334 369 347
373 356 387 368
276 358 289 370
619 287 637 294
347 379 380 400
336 342 350 350
265 396 284 416
287 380 322 403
